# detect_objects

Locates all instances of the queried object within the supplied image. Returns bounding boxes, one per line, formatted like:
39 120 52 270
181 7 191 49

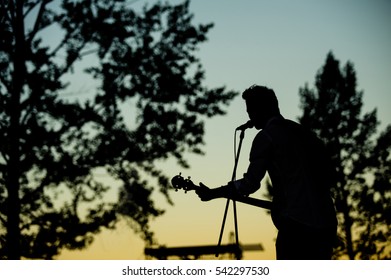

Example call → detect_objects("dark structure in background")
145 244 263 260
145 233 263 260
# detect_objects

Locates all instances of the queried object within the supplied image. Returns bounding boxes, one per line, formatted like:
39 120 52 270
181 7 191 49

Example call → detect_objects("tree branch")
26 0 52 44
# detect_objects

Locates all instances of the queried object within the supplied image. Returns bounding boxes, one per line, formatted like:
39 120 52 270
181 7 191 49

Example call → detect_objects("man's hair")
242 85 280 113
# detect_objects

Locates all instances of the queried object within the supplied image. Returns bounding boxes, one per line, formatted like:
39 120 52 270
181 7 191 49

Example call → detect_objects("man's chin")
254 124 263 130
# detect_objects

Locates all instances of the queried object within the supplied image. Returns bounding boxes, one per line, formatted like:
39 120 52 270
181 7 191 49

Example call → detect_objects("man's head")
242 85 280 129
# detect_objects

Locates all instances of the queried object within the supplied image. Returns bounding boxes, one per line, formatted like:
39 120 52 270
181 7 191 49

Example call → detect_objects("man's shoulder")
263 117 319 145
265 117 302 133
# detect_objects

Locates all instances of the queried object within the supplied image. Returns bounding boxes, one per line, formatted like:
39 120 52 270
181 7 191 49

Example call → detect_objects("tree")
298 52 391 259
0 0 237 259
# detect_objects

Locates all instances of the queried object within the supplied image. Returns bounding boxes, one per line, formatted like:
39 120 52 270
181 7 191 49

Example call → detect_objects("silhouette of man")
196 85 337 260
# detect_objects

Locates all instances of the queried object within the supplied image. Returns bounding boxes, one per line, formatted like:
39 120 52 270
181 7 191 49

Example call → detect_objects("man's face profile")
246 99 268 129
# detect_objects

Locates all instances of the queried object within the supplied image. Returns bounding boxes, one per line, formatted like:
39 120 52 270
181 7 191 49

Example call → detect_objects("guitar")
171 173 272 210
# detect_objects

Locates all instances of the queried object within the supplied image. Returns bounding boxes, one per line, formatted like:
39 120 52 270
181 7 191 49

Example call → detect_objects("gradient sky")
59 0 391 260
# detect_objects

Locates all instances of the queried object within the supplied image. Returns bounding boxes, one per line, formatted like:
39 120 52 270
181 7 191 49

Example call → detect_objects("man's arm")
196 182 273 210
196 182 238 201
197 130 272 201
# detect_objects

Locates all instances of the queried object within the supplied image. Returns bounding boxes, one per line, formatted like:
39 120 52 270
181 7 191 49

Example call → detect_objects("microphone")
235 120 254 131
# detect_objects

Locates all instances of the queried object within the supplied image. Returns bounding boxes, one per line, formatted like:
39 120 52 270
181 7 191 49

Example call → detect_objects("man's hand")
196 182 238 201
195 182 215 201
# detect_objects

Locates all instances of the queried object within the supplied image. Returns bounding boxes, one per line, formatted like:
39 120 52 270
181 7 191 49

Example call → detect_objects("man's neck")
264 114 284 128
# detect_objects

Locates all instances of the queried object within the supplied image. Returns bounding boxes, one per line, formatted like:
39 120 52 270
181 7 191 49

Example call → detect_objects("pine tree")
298 52 391 259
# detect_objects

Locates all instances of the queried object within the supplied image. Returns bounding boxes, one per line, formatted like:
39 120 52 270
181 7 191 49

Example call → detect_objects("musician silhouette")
196 85 337 260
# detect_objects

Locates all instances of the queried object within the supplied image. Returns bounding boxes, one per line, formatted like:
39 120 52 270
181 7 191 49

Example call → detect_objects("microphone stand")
216 128 246 258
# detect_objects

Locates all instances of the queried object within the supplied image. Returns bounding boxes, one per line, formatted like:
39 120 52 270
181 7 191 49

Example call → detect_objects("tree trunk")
6 0 25 260
342 207 355 259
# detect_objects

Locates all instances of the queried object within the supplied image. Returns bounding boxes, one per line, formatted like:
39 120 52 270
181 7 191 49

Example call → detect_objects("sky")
59 0 391 260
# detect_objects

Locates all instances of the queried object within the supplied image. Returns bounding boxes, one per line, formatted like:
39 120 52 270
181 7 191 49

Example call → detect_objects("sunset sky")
59 0 391 259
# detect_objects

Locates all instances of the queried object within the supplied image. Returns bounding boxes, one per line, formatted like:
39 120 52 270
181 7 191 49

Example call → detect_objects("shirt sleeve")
234 130 272 195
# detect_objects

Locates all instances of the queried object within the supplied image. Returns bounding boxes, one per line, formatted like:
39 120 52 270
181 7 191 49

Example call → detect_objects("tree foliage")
0 0 237 259
298 52 391 259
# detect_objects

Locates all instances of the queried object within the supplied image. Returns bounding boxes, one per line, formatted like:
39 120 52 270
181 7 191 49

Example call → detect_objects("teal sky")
60 0 391 259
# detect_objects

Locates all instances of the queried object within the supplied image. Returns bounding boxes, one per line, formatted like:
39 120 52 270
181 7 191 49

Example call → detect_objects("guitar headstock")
171 173 197 193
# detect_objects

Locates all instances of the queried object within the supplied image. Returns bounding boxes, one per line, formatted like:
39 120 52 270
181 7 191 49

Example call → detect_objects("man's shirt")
235 115 337 229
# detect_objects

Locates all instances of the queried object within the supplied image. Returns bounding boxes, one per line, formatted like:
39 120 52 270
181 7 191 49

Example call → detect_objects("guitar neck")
229 195 272 210
171 174 272 210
